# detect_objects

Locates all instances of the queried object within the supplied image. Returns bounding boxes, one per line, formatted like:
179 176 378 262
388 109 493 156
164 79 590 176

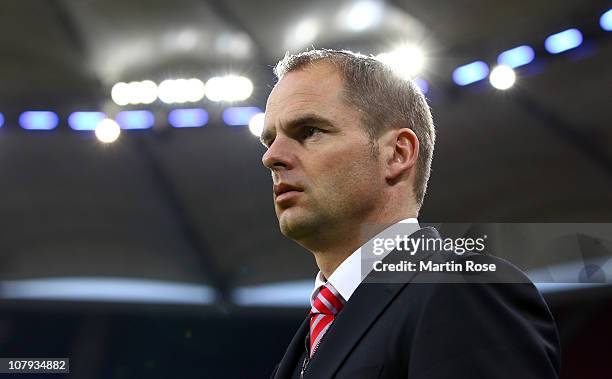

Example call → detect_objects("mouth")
274 183 304 204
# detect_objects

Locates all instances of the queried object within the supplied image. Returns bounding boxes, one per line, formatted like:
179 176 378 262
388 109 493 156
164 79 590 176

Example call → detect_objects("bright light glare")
452 61 489 86
215 32 252 58
115 110 154 130
497 45 535 68
68 112 106 131
186 78 205 102
19 111 58 130
544 28 583 54
343 0 384 31
287 19 318 48
600 9 612 31
414 78 429 94
249 112 265 137
204 75 253 102
111 82 130 106
159 78 205 104
0 277 217 305
489 65 516 90
203 77 225 102
223 107 262 126
132 80 158 104
168 108 208 128
232 280 312 307
376 44 425 78
159 79 178 103
95 119 121 143
112 81 157 105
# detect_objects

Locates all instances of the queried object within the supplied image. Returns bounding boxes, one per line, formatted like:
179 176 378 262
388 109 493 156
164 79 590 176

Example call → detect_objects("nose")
262 137 294 171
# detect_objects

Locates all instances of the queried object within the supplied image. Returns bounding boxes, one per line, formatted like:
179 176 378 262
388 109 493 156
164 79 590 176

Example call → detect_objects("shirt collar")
310 218 419 306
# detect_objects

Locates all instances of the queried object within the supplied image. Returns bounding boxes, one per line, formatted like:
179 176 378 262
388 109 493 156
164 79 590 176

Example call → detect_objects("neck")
306 209 417 280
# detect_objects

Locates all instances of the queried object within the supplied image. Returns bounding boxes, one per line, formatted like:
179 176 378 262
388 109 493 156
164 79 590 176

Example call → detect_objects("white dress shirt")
310 218 420 305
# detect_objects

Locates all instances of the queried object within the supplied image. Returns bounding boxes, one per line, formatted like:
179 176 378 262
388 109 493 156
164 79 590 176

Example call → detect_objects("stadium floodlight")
248 112 265 137
158 79 179 104
223 107 263 126
376 44 425 78
158 78 205 104
95 119 121 143
452 61 489 86
0 277 217 305
19 111 59 130
343 0 384 31
204 75 253 102
111 82 131 106
185 79 206 102
286 18 318 48
497 45 535 68
414 78 429 94
489 65 516 90
132 80 158 104
600 9 612 31
544 28 583 54
68 112 106 131
168 108 208 128
112 80 157 105
115 110 154 130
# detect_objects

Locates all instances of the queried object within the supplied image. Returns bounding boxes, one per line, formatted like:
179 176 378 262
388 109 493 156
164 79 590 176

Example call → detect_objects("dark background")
0 0 611 377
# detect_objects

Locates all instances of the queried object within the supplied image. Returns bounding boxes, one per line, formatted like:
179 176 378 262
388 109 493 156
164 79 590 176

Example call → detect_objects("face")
261 62 385 246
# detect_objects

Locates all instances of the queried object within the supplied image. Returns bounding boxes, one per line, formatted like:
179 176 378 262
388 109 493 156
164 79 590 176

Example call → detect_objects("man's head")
261 49 435 249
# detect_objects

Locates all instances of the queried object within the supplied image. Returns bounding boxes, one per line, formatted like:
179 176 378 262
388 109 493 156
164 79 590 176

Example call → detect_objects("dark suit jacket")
271 227 561 378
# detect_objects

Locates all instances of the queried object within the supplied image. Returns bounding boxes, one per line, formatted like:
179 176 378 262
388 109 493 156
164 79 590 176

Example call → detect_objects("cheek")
310 147 380 201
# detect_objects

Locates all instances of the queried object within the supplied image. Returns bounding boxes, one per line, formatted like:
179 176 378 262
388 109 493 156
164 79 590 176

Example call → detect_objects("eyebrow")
260 114 335 146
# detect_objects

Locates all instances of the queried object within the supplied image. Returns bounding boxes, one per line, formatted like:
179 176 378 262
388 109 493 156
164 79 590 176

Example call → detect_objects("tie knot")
310 282 345 316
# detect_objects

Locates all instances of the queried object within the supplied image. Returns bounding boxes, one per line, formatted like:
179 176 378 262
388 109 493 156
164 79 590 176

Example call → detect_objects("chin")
278 209 317 240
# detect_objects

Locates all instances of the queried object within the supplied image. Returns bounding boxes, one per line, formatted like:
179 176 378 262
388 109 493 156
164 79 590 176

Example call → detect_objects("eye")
305 126 320 138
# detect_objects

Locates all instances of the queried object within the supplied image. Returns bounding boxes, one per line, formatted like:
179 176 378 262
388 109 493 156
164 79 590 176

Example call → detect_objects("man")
261 49 560 378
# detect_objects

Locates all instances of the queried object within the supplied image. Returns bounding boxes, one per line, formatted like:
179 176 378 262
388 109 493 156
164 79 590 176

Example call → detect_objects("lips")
273 183 303 197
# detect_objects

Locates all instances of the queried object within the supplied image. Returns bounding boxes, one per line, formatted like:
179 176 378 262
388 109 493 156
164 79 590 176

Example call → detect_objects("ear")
385 128 419 182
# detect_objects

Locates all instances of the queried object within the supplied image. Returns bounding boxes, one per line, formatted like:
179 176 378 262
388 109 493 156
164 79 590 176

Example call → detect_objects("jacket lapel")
302 281 408 378
274 314 310 379
302 226 441 378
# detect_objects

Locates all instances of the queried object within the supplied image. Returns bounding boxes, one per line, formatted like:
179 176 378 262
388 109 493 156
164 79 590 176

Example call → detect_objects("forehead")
265 62 346 123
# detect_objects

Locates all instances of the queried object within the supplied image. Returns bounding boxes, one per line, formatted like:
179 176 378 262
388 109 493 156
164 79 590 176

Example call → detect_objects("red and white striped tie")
309 281 345 357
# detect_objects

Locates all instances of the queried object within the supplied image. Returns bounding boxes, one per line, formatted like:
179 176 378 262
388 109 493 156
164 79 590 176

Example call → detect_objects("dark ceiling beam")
47 0 103 92
47 0 88 58
512 89 612 176
131 136 231 302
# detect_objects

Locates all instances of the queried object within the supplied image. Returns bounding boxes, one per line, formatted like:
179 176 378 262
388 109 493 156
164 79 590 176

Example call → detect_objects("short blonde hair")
274 49 436 209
